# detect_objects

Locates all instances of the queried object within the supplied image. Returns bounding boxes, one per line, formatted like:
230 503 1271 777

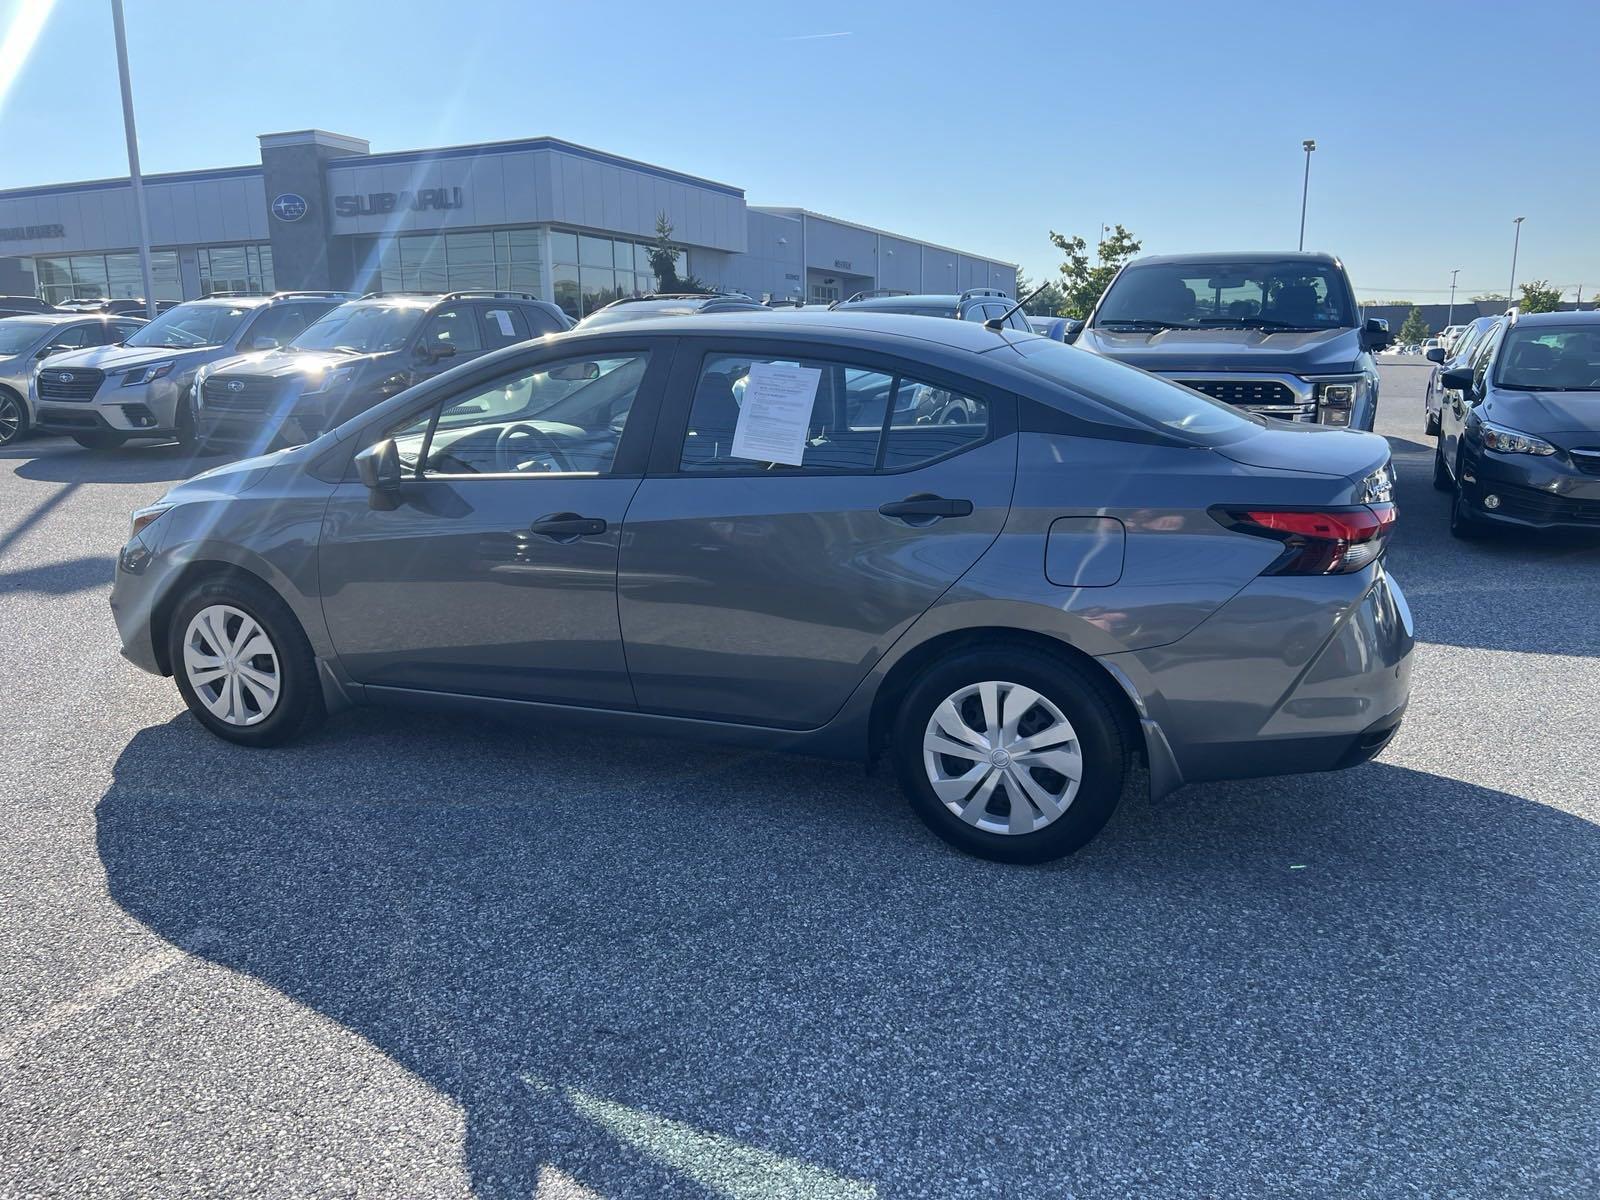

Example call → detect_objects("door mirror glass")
354 438 402 506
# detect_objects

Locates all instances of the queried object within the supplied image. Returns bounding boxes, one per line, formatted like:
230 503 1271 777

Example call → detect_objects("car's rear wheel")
0 388 26 446
71 431 128 450
893 648 1127 863
168 575 325 747
1432 436 1452 491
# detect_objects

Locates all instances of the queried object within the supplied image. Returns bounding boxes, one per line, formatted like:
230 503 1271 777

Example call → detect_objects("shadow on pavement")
0 553 113 596
4 438 234 486
97 711 1600 1197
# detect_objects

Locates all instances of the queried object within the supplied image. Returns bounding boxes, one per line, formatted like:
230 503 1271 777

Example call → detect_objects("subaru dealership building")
0 129 1017 320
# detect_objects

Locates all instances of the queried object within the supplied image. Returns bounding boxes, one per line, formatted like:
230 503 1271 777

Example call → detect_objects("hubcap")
0 395 19 444
182 604 281 727
922 680 1082 836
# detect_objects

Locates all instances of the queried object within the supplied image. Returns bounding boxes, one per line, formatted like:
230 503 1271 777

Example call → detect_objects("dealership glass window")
369 228 545 295
547 229 685 319
198 244 274 296
31 250 180 305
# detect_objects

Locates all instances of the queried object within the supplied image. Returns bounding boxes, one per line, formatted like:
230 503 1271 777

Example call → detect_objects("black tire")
0 388 26 446
71 431 128 450
1424 407 1440 436
1449 450 1486 540
892 647 1128 864
167 574 326 747
1432 436 1452 491
173 389 197 449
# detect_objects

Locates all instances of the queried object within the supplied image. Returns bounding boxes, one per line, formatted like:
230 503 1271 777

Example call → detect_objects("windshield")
1002 338 1261 444
0 319 53 354
293 303 426 353
1095 260 1356 331
1494 325 1600 392
124 303 252 349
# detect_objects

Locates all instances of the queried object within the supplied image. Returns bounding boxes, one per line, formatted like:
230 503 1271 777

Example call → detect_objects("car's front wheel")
893 648 1128 863
0 388 26 446
1449 450 1487 540
1432 436 1452 491
168 575 325 747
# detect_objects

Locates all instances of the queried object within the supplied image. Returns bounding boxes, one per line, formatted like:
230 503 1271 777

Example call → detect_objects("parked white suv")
31 292 345 450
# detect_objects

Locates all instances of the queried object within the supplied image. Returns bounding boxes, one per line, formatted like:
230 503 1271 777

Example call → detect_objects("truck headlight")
1312 376 1373 427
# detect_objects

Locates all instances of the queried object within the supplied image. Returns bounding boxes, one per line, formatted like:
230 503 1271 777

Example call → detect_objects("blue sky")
2 0 1596 303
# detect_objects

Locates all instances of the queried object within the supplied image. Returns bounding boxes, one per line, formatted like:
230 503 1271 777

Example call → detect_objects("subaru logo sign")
57 372 73 382
226 380 245 392
270 193 308 223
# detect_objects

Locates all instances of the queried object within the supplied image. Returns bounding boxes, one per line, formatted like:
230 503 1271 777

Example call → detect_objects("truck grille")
203 375 282 412
36 367 104 402
1178 379 1298 408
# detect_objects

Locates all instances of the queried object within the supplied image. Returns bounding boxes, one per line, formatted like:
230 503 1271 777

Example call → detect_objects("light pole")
1507 216 1525 310
111 0 156 318
1298 139 1316 251
1447 269 1459 328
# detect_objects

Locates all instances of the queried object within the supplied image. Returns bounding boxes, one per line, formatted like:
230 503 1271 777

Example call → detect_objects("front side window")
390 353 651 477
244 303 327 349
678 353 989 474
1096 260 1356 330
421 305 483 354
1472 323 1506 390
1494 325 1600 392
293 303 426 354
45 324 96 351
123 302 252 349
0 319 54 354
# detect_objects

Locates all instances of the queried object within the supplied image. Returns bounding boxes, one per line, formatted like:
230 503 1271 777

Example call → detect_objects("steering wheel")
495 422 572 472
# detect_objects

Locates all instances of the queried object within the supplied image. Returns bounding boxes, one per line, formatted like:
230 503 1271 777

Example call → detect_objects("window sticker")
490 309 516 338
730 362 821 466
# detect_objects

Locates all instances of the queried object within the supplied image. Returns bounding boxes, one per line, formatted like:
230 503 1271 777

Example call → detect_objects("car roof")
1126 250 1342 267
1513 310 1600 326
0 311 133 325
560 308 1032 354
837 294 967 310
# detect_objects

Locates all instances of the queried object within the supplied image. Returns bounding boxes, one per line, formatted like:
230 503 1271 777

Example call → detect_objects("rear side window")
678 353 989 474
479 306 531 349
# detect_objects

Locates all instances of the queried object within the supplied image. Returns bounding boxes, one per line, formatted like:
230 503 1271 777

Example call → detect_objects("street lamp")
111 0 157 319
1298 139 1316 251
1507 217 1526 310
1448 268 1460 328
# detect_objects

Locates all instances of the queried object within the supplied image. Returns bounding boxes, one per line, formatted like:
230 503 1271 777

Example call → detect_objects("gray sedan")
110 312 1412 862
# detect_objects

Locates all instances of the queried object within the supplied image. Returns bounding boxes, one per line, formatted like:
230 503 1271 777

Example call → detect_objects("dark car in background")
831 287 1034 332
1434 310 1600 537
1070 252 1392 430
1424 314 1500 434
0 295 57 319
195 291 569 455
112 312 1409 864
575 292 768 329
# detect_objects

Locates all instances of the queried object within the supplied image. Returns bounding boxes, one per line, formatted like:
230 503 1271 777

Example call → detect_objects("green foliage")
1369 299 1415 307
1470 293 1508 304
1047 224 1142 319
647 213 714 294
1014 272 1068 316
1517 279 1564 314
1398 307 1431 343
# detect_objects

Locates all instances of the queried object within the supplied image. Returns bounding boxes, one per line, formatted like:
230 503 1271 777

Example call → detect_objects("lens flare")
0 0 57 118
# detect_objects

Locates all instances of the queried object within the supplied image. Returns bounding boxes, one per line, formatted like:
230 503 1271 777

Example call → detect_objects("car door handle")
878 494 974 519
529 513 607 539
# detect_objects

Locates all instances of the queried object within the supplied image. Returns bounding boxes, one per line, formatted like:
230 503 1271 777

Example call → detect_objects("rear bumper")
1104 563 1414 788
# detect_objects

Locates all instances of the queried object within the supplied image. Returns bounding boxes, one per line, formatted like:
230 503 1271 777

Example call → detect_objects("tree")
1369 299 1415 307
1398 307 1431 343
1013 272 1067 316
1469 293 1508 304
647 213 714 294
1517 279 1564 314
1047 224 1142 319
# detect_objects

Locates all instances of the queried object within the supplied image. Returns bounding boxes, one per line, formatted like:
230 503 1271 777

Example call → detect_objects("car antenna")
984 282 1050 332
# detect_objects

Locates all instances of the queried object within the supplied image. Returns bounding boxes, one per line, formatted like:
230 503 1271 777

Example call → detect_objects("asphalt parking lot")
1 360 1596 1198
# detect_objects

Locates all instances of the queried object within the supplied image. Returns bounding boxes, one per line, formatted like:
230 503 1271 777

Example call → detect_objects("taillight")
1213 503 1396 575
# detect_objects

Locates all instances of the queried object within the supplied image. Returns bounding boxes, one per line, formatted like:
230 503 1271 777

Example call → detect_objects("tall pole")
1298 139 1316 251
1447 268 1459 327
1507 216 1525 311
111 0 156 318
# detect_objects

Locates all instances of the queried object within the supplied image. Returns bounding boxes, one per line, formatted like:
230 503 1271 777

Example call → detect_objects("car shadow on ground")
0 553 112 596
3 437 234 486
97 711 1599 1197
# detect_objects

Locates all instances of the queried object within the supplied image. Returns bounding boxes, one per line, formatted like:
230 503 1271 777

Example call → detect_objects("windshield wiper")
1097 318 1187 330
1193 317 1322 331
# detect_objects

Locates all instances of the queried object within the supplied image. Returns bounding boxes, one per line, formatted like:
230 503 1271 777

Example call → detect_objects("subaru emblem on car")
227 380 245 392
57 372 73 382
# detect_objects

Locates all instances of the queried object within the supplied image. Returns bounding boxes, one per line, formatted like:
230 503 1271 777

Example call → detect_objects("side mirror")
1440 368 1474 393
353 439 402 509
1361 317 1392 352
35 345 63 359
1425 346 1446 364
421 340 456 362
248 335 280 351
1063 319 1084 344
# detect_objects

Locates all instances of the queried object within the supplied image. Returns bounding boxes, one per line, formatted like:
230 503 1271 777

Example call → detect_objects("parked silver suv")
0 312 146 445
112 312 1412 863
32 292 346 449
